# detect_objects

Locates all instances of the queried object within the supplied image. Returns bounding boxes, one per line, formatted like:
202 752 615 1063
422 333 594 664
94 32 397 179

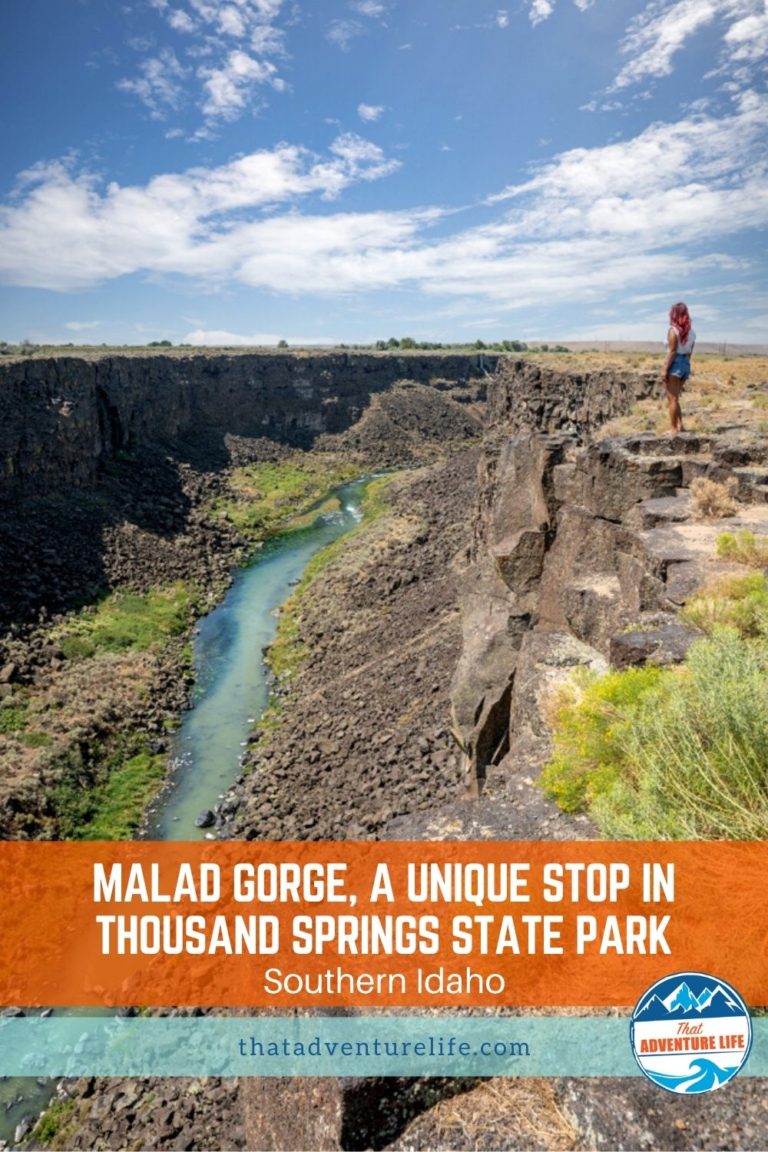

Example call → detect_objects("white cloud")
612 0 768 90
357 102 384 122
529 0 554 24
612 0 718 89
165 2 287 41
64 321 100 331
250 24 285 54
525 0 598 25
723 7 768 62
0 137 404 291
1 97 765 330
184 329 341 344
217 5 247 36
328 133 397 176
490 90 767 207
117 49 188 118
326 19 363 50
526 0 601 25
251 0 284 18
122 1 289 128
327 0 385 50
199 49 281 120
351 0 386 15
496 10 510 29
167 8 197 33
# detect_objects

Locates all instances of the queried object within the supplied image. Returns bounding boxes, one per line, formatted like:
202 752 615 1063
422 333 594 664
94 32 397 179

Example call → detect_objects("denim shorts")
669 353 691 381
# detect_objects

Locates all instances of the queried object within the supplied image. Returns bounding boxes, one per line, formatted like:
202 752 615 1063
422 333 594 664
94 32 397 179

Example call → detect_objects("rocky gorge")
1 349 767 1150
0 353 485 840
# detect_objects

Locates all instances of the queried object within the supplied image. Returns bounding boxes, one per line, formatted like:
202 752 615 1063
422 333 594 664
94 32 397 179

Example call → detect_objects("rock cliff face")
0 352 492 502
451 358 768 811
8 353 768 1152
451 360 656 791
238 359 768 1151
0 358 488 846
485 358 656 436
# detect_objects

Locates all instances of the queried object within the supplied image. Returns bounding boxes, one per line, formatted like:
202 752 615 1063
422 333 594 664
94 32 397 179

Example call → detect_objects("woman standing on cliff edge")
663 301 695 433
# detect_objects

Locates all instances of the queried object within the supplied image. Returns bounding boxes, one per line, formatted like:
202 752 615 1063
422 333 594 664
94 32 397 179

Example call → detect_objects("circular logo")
630 971 752 1094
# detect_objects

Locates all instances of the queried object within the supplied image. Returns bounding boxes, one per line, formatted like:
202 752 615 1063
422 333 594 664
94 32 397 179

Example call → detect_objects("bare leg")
665 375 684 433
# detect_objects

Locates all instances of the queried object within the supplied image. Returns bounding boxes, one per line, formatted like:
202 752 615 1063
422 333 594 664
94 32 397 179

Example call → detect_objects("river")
0 476 370 1144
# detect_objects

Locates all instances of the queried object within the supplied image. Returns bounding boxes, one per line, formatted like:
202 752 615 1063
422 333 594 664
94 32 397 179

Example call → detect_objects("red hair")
669 302 691 346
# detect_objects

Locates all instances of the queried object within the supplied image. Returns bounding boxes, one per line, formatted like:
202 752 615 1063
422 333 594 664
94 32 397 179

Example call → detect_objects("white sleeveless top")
668 327 696 355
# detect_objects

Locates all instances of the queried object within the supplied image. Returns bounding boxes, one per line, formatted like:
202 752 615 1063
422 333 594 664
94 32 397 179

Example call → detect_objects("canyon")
0 351 492 502
1 350 767 1151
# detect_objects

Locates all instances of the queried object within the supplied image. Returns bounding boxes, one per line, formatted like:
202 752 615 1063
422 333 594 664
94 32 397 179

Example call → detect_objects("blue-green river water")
0 477 369 1143
145 476 368 841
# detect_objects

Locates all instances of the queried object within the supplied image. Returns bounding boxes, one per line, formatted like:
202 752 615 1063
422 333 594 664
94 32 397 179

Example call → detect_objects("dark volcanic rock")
555 1076 768 1151
609 619 700 669
224 449 480 843
244 1070 478 1152
487 359 657 438
317 379 483 467
28 1076 245 1152
0 352 492 503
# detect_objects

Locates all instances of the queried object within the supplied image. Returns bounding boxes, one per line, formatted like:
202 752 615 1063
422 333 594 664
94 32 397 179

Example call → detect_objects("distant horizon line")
2 339 766 355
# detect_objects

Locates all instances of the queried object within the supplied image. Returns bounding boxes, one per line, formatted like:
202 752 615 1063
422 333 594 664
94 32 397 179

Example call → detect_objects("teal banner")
0 1016 766 1078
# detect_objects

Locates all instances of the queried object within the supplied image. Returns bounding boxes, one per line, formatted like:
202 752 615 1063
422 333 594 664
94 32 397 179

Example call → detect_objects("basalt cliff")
1 351 767 1152
0 352 491 501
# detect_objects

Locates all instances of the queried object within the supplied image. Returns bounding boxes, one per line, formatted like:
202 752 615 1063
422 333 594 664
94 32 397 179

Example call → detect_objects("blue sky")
0 0 766 345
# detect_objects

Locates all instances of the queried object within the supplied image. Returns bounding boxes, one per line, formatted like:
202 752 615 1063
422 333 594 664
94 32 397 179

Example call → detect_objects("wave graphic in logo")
643 1058 740 1093
631 971 752 1094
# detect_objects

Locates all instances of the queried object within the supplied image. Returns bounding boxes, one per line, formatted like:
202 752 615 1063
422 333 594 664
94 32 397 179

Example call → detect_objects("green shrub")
540 665 665 812
18 730 52 749
681 572 768 638
267 474 395 682
542 628 768 840
31 1099 76 1146
716 530 768 568
51 742 166 840
59 635 97 661
79 750 166 840
219 458 361 538
56 583 197 659
0 705 27 734
593 630 768 839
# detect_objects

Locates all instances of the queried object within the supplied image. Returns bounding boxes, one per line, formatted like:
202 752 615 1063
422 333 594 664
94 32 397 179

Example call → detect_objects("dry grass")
402 1078 578 1151
681 571 768 637
716 530 768 568
596 353 768 437
689 476 739 520
0 650 152 765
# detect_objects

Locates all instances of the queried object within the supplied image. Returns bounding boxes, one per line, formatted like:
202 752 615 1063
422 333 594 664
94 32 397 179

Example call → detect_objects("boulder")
609 619 700 669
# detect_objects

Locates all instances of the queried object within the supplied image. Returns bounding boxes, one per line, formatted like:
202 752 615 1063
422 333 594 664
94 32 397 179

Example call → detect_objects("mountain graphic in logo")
636 980 743 1022
631 972 752 1095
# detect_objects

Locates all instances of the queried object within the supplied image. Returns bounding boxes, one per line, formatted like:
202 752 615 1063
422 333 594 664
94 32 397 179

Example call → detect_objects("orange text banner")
0 841 765 1008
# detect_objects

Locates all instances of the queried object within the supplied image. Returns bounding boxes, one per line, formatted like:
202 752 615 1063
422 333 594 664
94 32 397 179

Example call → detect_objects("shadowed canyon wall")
0 352 494 502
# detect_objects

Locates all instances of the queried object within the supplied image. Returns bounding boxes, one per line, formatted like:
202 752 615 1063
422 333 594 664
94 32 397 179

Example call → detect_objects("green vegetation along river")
145 475 371 841
0 477 371 1145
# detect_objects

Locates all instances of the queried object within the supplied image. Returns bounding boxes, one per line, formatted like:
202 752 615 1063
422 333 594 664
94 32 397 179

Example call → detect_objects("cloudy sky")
1 0 766 345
